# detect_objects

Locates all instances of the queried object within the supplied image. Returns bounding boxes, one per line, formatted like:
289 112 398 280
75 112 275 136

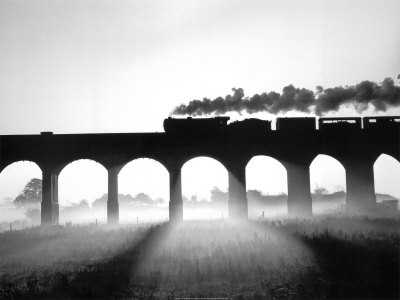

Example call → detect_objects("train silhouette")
163 116 400 134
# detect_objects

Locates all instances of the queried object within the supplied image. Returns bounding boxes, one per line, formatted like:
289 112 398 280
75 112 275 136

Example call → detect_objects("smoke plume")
172 76 400 116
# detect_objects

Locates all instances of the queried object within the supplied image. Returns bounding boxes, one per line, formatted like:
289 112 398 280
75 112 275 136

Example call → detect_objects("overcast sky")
0 0 399 210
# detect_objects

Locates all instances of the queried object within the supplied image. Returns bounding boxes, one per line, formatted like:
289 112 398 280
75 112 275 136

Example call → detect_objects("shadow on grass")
301 230 400 299
51 222 174 299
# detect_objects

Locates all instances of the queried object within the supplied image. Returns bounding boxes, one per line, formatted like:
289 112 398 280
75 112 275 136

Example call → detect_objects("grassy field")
0 217 399 299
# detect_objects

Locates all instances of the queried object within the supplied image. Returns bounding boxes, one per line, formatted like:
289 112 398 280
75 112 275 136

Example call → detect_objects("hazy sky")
1 0 399 134
0 0 399 209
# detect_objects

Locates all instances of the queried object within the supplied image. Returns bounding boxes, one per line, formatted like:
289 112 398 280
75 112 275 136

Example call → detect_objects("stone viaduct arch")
57 159 107 222
181 156 228 220
0 117 399 225
309 154 346 213
118 158 169 222
373 153 400 200
246 155 288 217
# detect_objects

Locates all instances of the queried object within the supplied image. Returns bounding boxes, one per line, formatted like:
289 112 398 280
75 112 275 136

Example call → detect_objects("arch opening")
374 154 400 217
58 159 107 224
309 154 346 215
118 158 169 223
246 156 287 219
0 161 42 228
181 157 228 220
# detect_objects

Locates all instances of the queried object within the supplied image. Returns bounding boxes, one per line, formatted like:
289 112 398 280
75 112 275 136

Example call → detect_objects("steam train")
163 116 400 134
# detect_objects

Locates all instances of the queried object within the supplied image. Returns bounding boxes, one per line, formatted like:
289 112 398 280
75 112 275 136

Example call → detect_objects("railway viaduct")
0 116 399 225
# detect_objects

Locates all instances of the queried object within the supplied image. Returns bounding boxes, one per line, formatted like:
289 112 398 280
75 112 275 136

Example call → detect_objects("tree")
314 185 328 195
210 186 228 203
14 178 42 207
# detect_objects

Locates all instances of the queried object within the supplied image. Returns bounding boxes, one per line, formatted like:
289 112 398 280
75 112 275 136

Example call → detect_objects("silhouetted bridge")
1 116 399 225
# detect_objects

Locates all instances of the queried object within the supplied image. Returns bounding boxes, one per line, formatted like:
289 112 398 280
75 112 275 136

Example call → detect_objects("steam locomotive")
163 117 230 135
163 116 273 135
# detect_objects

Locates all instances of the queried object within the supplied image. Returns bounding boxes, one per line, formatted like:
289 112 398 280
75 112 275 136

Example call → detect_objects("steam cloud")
172 76 400 116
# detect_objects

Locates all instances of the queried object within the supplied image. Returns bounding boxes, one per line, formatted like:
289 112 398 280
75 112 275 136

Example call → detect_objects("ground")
0 217 399 299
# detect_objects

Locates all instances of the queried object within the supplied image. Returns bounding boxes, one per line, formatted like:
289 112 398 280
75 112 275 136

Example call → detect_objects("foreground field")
0 218 399 299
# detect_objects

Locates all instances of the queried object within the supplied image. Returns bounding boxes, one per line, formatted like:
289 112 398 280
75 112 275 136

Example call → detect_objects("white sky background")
0 0 400 206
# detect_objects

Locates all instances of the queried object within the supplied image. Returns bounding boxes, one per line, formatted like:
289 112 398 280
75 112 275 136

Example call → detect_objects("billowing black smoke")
172 76 400 116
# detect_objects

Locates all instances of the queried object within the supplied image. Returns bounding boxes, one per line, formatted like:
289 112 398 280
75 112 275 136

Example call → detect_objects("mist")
1 187 399 232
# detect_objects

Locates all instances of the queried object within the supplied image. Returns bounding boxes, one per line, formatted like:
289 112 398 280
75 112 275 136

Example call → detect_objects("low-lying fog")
1 186 398 231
